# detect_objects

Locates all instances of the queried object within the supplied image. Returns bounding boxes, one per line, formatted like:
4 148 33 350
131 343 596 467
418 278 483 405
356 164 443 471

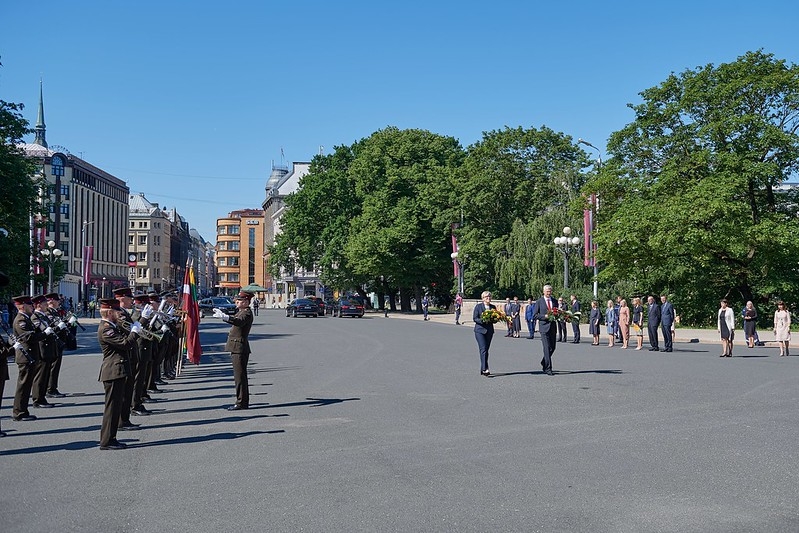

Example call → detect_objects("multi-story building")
216 209 266 297
21 83 130 303
128 193 172 294
262 161 323 306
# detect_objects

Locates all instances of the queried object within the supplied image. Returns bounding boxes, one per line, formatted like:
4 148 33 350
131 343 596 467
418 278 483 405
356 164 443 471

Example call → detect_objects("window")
154 268 160 277
218 226 227 235
138 252 147 261
138 267 148 278
218 242 227 251
228 273 239 282
139 235 147 245
128 235 134 245
60 204 69 218
60 223 69 236
130 221 135 228
218 257 227 266
219 273 226 281
229 225 240 235
60 242 69 256
154 235 160 246
229 257 239 266
60 185 69 198
229 241 240 251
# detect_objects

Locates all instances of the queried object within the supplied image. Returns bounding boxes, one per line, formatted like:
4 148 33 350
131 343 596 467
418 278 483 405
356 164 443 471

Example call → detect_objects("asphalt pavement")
2 309 798 532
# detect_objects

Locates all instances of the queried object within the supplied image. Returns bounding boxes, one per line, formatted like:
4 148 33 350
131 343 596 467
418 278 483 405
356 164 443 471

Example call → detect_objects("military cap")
32 294 47 304
99 298 121 310
234 291 255 301
113 287 133 298
45 292 61 301
12 294 33 305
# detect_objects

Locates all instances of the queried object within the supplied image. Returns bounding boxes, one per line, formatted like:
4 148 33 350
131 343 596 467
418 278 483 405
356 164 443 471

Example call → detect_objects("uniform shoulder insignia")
103 328 117 337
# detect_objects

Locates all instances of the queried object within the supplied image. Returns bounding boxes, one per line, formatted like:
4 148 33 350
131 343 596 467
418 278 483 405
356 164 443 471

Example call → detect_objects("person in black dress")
742 301 757 349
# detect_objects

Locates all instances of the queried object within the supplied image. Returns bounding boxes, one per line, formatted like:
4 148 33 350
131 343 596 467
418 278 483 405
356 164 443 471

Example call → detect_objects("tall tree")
453 126 590 297
0 98 41 296
587 50 799 324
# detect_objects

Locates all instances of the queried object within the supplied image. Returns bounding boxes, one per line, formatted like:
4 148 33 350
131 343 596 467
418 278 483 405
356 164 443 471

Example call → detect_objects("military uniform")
31 296 59 407
130 294 154 415
45 293 71 397
11 296 42 421
97 298 136 449
221 292 254 410
113 287 139 429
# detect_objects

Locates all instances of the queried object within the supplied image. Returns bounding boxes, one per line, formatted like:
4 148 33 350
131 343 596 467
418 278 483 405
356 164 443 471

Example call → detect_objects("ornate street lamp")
40 240 63 293
450 251 465 296
553 227 580 290
578 138 602 299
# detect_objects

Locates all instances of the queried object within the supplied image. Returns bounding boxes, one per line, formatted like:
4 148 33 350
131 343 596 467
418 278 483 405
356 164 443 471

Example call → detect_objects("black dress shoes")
227 404 247 411
131 408 151 416
13 414 37 421
481 370 491 376
33 402 54 408
46 390 67 398
99 440 128 450
118 422 140 431
648 348 658 351
546 371 554 376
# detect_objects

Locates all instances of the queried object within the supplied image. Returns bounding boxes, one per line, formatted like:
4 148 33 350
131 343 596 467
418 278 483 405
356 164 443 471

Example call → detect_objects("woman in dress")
717 299 735 357
605 300 616 347
743 301 758 349
773 301 791 356
473 291 496 376
588 301 601 346
618 299 631 349
631 297 644 350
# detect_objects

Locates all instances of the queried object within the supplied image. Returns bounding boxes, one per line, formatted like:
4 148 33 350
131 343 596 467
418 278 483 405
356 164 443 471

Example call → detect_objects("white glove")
212 308 226 319
161 324 170 333
130 322 143 335
167 307 175 316
68 315 78 326
44 327 55 335
12 341 23 350
57 321 68 330
141 304 154 319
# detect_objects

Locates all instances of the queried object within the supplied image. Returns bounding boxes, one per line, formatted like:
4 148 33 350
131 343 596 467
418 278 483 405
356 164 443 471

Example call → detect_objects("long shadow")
129 413 290 431
124 430 285 448
0 423 101 438
488 369 623 378
0 440 101 455
262 397 361 409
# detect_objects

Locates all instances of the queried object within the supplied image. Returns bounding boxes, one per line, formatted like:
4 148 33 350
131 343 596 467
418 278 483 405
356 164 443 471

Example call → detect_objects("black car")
199 297 237 318
334 298 365 318
286 298 320 318
310 297 326 317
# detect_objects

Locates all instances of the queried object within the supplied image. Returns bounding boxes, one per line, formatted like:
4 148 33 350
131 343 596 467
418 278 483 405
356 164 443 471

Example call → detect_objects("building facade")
128 193 172 294
216 209 266 297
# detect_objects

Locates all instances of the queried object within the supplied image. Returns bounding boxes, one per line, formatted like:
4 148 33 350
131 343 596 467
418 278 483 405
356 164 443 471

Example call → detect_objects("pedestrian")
473 291 496 376
605 300 616 347
384 297 389 318
743 301 757 349
618 299 631 349
422 294 430 321
11 295 41 422
631 297 644 350
251 296 260 316
525 297 536 339
509 296 521 338
533 285 558 375
89 299 96 318
213 291 254 410
646 295 661 351
570 294 581 344
773 301 791 356
588 300 601 346
454 293 463 325
660 294 676 352
718 299 735 357
97 298 140 450
557 297 568 343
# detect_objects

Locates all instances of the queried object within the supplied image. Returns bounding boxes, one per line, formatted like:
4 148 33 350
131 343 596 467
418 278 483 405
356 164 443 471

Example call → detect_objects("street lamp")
40 240 63 293
450 251 465 296
578 138 602 299
101 276 107 299
553 227 580 290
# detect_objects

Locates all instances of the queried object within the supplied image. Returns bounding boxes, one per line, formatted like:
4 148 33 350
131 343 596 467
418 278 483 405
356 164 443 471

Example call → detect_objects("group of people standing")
588 295 676 351
718 299 792 357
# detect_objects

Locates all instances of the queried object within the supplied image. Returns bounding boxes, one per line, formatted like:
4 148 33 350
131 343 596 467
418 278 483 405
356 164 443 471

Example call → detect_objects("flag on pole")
182 258 202 364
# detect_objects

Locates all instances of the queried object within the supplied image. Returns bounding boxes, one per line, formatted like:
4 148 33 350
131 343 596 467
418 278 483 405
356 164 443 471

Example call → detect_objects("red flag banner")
182 259 202 364
83 246 93 284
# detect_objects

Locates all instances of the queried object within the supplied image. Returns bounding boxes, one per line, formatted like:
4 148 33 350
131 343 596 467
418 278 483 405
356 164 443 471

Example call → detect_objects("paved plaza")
1 309 798 532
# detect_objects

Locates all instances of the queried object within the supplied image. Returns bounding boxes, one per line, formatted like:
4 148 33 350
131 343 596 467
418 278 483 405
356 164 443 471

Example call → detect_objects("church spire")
33 79 48 148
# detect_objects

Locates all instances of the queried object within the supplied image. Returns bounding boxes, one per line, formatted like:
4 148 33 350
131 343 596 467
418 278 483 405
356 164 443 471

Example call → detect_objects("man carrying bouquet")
533 284 558 375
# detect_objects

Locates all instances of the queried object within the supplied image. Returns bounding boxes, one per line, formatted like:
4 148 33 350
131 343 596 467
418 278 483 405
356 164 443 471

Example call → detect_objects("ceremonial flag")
182 258 202 364
82 246 93 284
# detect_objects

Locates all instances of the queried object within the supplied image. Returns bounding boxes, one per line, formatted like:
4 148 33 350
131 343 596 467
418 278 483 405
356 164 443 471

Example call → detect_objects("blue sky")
2 1 797 241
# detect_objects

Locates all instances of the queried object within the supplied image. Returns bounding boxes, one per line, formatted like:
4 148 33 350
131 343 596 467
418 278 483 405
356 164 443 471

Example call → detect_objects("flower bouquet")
545 308 581 323
481 308 511 324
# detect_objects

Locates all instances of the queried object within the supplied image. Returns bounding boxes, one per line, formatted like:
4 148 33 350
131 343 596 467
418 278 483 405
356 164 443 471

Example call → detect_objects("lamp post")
553 227 580 290
81 220 94 307
578 138 602 299
39 240 63 293
101 277 107 299
450 251 464 296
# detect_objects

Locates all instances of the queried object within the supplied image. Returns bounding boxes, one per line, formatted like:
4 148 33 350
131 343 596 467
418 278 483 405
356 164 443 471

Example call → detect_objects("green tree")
587 50 799 325
0 98 41 296
346 127 464 311
453 126 591 298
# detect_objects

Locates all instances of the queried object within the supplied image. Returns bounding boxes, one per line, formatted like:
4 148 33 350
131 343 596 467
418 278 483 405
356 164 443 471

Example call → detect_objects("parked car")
310 297 326 317
286 298 320 318
334 298 365 318
324 298 337 315
198 297 237 318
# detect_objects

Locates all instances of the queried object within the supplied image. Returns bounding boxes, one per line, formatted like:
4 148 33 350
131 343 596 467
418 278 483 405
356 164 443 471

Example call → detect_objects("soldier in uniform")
0 271 11 436
11 295 42 421
44 293 71 398
112 287 140 431
213 291 254 410
30 295 59 408
130 293 155 416
97 298 141 449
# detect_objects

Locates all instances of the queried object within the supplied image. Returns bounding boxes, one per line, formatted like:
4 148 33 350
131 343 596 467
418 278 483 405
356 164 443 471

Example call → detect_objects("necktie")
547 298 552 310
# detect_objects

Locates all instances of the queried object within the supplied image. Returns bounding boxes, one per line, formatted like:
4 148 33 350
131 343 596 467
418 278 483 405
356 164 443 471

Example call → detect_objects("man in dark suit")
660 294 676 352
214 291 254 410
570 294 581 344
647 295 661 351
473 291 495 376
533 285 558 375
